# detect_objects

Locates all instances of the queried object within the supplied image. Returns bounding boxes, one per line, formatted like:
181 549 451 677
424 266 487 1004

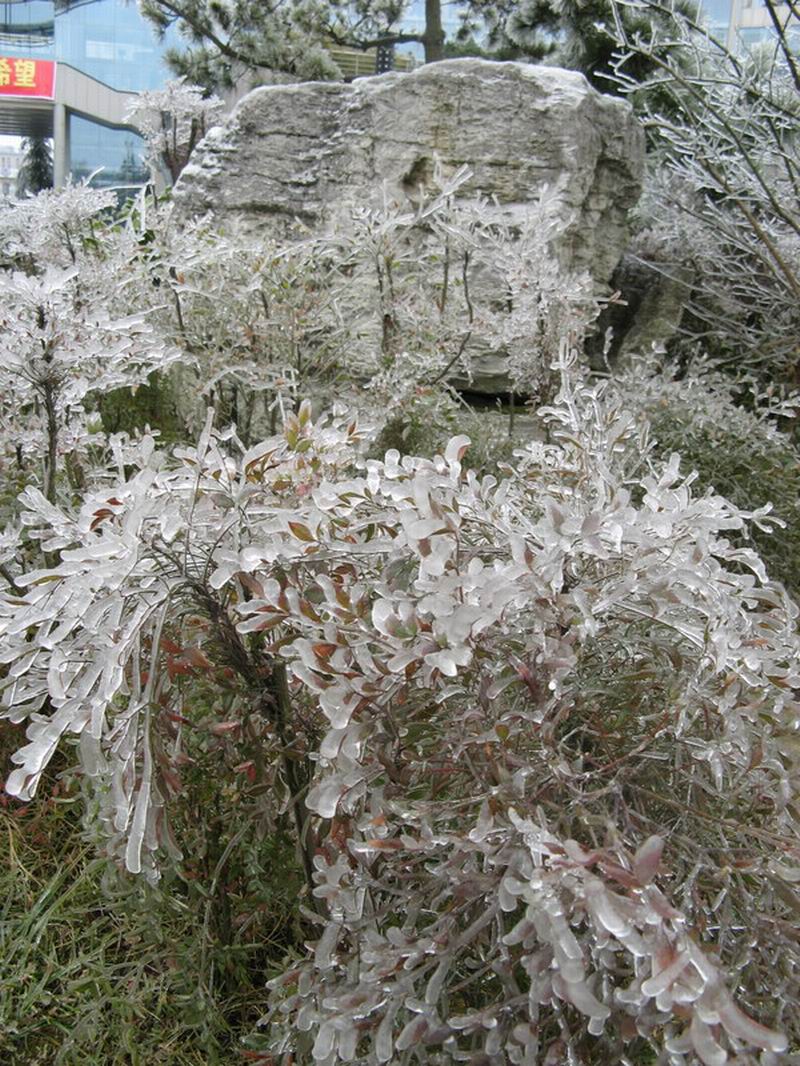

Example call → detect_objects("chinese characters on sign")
0 57 56 99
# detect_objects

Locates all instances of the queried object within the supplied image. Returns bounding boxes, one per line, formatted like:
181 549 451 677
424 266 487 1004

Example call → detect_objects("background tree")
456 0 699 91
137 0 484 87
16 137 54 198
136 0 339 86
138 0 700 96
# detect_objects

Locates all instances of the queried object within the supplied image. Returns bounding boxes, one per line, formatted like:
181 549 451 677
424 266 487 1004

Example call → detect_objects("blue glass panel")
738 25 775 44
1 2 180 188
702 0 733 22
0 2 55 55
1 2 179 82
55 0 177 90
69 111 147 185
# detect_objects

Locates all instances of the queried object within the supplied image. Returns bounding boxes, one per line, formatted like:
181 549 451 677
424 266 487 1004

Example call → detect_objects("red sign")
0 57 56 99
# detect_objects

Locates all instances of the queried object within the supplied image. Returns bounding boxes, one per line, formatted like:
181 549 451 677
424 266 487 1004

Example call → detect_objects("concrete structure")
327 45 415 79
729 0 799 49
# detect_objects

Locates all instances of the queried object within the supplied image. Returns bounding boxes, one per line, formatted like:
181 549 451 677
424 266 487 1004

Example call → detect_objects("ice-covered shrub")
0 182 186 606
126 79 224 184
610 0 800 373
0 266 181 505
144 215 346 439
1 349 796 1062
1 102 797 1062
319 171 598 403
92 169 597 447
616 354 800 595
0 178 117 270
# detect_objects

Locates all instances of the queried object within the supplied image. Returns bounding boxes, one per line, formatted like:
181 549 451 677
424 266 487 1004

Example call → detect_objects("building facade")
696 0 799 51
0 0 176 185
727 0 800 50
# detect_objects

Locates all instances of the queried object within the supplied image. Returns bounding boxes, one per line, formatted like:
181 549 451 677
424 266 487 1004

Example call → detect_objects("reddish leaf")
166 656 192 679
161 768 183 794
313 642 338 659
252 614 285 633
89 508 113 531
166 712 193 726
210 720 241 736
237 572 265 597
598 860 640 889
288 521 314 542
234 760 257 783
183 647 211 669
299 599 321 622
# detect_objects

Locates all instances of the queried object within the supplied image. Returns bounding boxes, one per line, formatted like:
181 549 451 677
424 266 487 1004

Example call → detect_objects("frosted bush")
1 122 797 1061
320 170 598 403
610 0 800 371
615 353 800 593
0 178 117 268
0 266 181 504
126 79 223 183
1 349 797 1061
87 168 598 448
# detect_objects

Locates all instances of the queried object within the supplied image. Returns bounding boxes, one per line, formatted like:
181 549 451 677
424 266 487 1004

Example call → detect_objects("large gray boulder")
174 59 644 287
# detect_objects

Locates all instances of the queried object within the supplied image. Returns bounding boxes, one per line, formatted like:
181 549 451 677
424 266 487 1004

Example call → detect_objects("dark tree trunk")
423 0 445 62
43 382 59 505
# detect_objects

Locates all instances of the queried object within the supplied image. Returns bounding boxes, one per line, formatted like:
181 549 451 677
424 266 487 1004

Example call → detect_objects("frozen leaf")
641 950 691 998
716 996 787 1053
374 1003 398 1063
633 835 664 885
444 435 471 464
690 1013 728 1066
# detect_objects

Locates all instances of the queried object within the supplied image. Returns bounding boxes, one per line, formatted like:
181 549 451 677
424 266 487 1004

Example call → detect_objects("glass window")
738 25 774 45
2 2 182 191
69 112 148 187
703 0 733 20
55 0 178 91
1 1 180 79
0 1 55 54
85 38 113 60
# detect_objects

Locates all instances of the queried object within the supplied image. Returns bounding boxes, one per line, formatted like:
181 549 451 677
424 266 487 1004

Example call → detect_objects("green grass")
0 724 300 1066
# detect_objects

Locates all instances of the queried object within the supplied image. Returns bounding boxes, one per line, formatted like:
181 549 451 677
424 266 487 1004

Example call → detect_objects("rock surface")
589 254 694 366
174 59 644 287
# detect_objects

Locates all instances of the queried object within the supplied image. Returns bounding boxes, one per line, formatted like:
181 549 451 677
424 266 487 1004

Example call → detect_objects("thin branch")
762 0 800 93
0 563 24 597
